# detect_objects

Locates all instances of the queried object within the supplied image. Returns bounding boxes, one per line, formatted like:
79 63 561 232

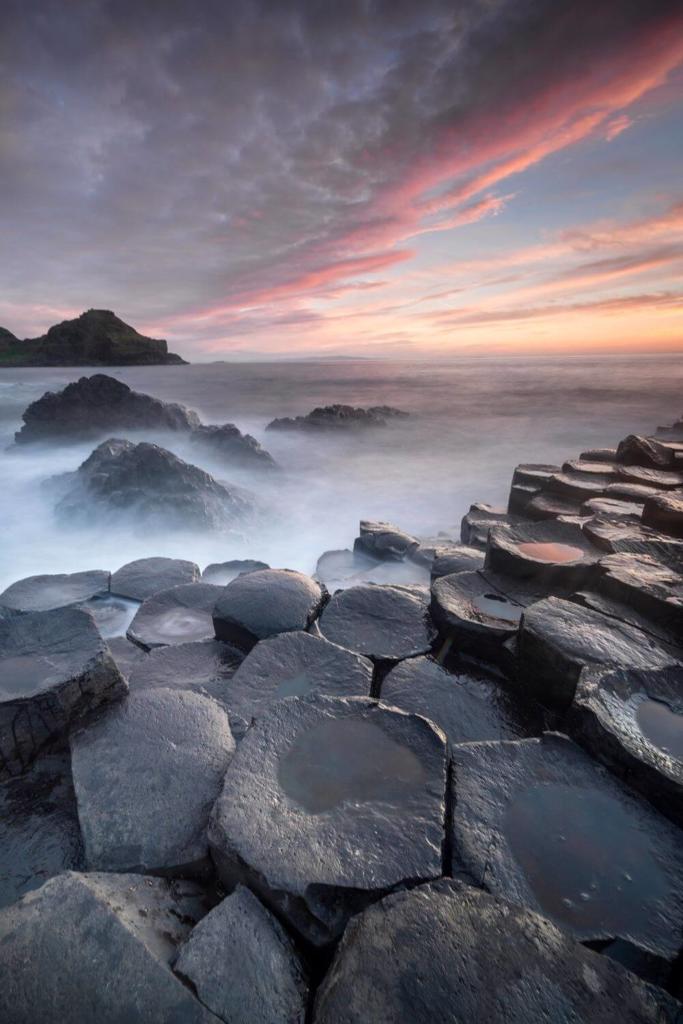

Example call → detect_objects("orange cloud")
604 114 634 140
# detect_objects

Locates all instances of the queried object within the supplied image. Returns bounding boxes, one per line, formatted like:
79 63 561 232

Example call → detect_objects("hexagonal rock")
430 544 485 580
226 631 373 738
616 434 676 468
319 583 435 663
71 687 235 875
0 872 217 1024
353 520 419 561
127 582 222 650
507 482 540 514
111 556 200 601
201 559 269 585
547 471 612 502
511 463 560 488
563 459 619 479
516 596 680 710
524 492 582 520
450 734 683 973
107 635 147 679
314 881 681 1024
174 885 308 1024
315 547 428 590
580 446 618 462
582 517 683 561
567 665 683 828
0 751 84 909
380 657 541 746
617 464 683 490
595 552 683 635
460 503 516 549
208 696 447 947
581 496 643 520
606 480 662 502
213 569 326 652
128 640 244 707
0 569 109 612
0 607 126 779
485 520 600 590
643 491 683 538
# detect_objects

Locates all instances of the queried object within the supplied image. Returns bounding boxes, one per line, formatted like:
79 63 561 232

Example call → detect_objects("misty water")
0 354 681 592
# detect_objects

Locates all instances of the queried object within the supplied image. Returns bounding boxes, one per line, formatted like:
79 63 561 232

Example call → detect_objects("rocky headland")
0 409 682 1022
266 403 409 431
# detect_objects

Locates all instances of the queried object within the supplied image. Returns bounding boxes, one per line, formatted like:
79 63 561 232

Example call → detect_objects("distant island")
0 309 187 366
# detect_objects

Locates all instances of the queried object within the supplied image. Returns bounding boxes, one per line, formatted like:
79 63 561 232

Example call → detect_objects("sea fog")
0 354 681 592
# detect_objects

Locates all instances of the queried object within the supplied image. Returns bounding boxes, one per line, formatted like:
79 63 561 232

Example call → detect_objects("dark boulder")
524 491 583 520
354 519 419 561
190 423 277 470
0 607 126 779
643 491 683 538
208 695 447 947
581 496 643 520
511 463 560 488
127 582 223 650
461 503 516 549
128 639 244 706
266 404 408 432
616 464 683 490
606 480 662 502
616 434 676 468
580 446 618 462
595 552 683 635
71 687 235 875
212 569 326 652
563 458 619 478
582 516 683 561
202 559 269 585
507 482 541 514
0 569 109 612
15 372 197 444
174 885 308 1024
547 471 612 502
430 543 485 580
111 556 200 601
319 583 435 663
485 519 600 590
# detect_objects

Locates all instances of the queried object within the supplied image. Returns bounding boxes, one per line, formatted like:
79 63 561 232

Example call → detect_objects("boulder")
55 439 254 531
0 751 84 909
354 520 419 561
450 734 683 977
319 583 436 663
127 582 223 650
643 491 683 538
212 569 326 651
174 885 308 1024
71 687 235 874
0 569 109 612
314 547 429 590
567 665 683 827
515 596 681 710
485 519 600 590
190 423 277 470
208 695 447 946
314 880 681 1024
266 404 408 431
430 544 485 580
0 872 216 1023
0 607 126 779
595 552 683 635
111 556 200 601
380 657 542 745
15 371 196 443
202 559 269 585
128 640 244 707
616 435 675 468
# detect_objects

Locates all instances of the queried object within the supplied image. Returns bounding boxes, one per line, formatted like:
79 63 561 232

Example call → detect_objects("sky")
1 0 682 360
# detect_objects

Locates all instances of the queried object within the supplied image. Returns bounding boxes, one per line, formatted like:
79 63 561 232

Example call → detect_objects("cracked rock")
213 569 326 651
111 556 200 600
127 582 222 650
0 569 109 612
319 583 435 663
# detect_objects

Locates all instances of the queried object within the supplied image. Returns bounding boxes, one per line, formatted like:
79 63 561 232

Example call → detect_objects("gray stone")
107 635 147 679
71 687 234 874
525 491 583 520
616 464 683 490
581 496 643 520
562 459 619 479
616 435 676 468
595 552 683 635
461 503 515 549
190 423 277 470
208 695 447 946
202 559 269 585
174 885 308 1024
507 482 540 514
354 520 419 561
450 734 683 974
0 569 109 612
127 582 222 650
0 607 127 779
580 447 618 462
511 463 560 487
582 516 683 561
430 544 485 580
0 872 217 1023
315 547 429 590
643 491 683 538
0 752 84 909
547 472 612 501
128 640 243 707
226 631 372 738
319 583 435 662
266 404 408 432
314 881 680 1024
606 480 662 502
212 569 326 651
111 556 200 601
485 519 600 589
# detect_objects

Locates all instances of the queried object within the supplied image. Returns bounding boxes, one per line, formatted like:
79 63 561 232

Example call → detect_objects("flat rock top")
319 583 435 661
487 519 599 569
450 734 683 959
201 559 269 585
212 569 326 650
111 557 200 601
431 569 540 636
128 639 244 703
0 570 109 612
314 881 681 1024
127 582 222 650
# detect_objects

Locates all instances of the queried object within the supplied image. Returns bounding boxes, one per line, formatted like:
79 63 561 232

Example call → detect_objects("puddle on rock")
278 717 427 813
516 542 585 563
81 596 140 638
471 593 523 624
142 608 213 645
505 783 669 935
637 698 683 760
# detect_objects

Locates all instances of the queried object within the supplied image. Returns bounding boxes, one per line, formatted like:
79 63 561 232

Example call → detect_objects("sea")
0 354 680 591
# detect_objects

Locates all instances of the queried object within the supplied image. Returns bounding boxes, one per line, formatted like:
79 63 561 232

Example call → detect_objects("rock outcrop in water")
0 309 186 367
266 403 409 431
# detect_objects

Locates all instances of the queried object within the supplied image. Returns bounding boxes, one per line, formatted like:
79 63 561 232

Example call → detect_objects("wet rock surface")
450 734 683 970
107 634 147 678
429 543 485 579
485 519 600 589
0 607 126 779
111 556 200 600
202 558 269 585
71 687 234 874
213 568 326 651
616 434 676 468
190 423 277 470
319 582 435 662
460 503 516 548
314 881 680 1024
643 491 683 538
266 404 408 431
0 569 109 612
128 639 244 706
174 884 308 1024
0 872 216 1023
127 582 222 650
209 695 447 946
315 547 429 590
595 552 683 634
354 519 419 561
80 594 140 637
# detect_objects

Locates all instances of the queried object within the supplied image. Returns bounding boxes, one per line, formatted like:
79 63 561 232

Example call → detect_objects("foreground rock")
127 582 222 649
485 519 601 590
430 543 485 580
319 583 435 663
315 547 429 590
209 696 446 946
175 885 308 1024
0 872 216 1023
213 569 326 651
107 635 147 678
55 439 254 531
71 688 234 875
16 372 196 444
451 734 683 978
568 665 683 827
0 569 109 612
594 552 683 634
190 423 277 470
0 752 83 908
111 556 200 600
314 881 680 1024
0 608 126 779
202 559 269 585
128 640 244 706
266 404 408 432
